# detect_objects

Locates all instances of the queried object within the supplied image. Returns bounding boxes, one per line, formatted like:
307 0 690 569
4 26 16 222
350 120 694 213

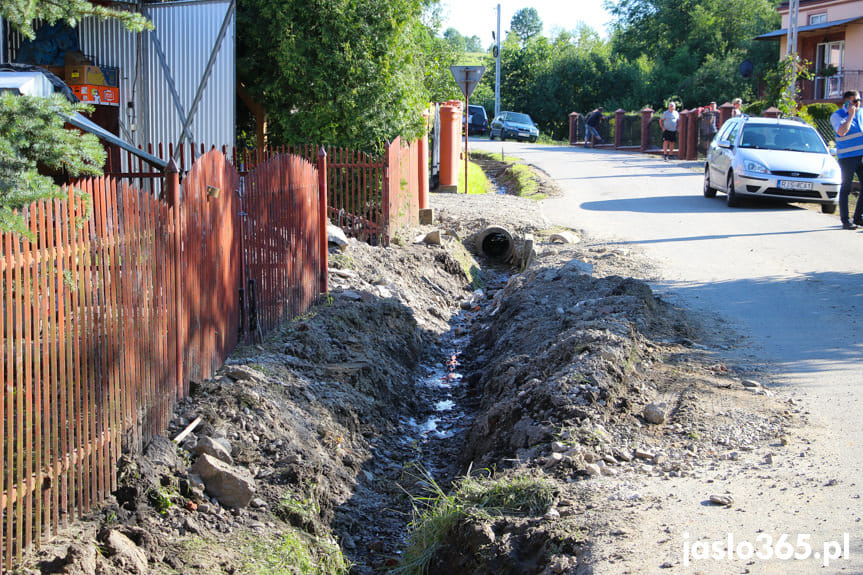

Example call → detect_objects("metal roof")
755 15 863 39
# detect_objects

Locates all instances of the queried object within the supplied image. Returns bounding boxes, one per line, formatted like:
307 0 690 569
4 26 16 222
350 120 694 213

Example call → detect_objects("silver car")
703 116 841 213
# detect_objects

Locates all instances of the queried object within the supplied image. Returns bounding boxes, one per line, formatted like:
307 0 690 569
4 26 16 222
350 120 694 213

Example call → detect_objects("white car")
703 116 841 213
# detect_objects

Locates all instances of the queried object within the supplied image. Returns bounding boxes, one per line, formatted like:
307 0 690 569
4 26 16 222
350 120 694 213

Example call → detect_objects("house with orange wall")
757 0 863 103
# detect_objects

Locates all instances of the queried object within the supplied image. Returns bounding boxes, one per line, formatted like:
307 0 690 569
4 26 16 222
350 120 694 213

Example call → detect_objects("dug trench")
17 192 800 575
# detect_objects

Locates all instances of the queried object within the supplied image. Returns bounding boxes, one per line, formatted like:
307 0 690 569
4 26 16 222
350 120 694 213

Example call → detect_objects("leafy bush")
743 100 766 116
803 102 838 121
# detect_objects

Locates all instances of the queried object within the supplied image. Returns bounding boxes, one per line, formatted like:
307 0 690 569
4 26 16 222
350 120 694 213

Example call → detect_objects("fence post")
569 112 579 146
165 159 184 398
382 140 391 246
614 109 625 149
677 110 688 160
640 107 654 152
317 147 328 295
687 110 698 160
762 106 782 118
419 111 430 210
719 102 733 130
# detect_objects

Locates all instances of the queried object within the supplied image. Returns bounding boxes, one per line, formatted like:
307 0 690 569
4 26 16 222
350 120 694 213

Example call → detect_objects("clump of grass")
274 486 321 531
239 529 351 575
329 252 355 270
394 466 556 574
457 159 493 194
470 151 546 199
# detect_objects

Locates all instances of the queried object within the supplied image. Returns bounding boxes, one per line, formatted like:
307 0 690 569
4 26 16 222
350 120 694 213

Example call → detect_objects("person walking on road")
660 102 679 160
831 90 863 230
585 107 604 147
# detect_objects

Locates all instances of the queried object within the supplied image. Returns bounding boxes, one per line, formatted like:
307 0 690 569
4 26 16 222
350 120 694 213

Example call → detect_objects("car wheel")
821 203 837 214
500 133 506 141
529 137 537 143
726 172 740 207
703 165 717 198
489 130 495 140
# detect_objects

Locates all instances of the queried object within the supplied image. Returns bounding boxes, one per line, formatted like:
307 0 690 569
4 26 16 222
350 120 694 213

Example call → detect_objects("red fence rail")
0 148 327 570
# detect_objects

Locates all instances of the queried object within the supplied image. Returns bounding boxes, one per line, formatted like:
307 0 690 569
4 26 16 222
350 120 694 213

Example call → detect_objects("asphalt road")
470 139 863 573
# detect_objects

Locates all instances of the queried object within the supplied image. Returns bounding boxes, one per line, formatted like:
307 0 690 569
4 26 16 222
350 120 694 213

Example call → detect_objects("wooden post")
614 109 625 149
640 107 654 152
569 112 579 145
676 110 688 160
317 147 328 294
165 159 183 398
762 106 782 118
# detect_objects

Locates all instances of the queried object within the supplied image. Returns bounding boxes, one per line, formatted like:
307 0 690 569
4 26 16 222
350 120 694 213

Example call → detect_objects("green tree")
238 0 433 148
0 94 104 236
465 35 483 53
444 27 466 51
511 7 542 44
0 0 150 39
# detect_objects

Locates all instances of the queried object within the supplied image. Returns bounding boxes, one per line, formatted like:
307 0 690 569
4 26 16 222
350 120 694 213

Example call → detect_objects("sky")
438 0 614 44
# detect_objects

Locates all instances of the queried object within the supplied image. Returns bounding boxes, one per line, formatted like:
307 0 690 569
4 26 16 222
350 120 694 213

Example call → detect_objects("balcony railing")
801 70 863 102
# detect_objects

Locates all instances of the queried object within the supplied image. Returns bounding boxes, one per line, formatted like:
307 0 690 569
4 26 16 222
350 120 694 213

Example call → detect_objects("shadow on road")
579 195 810 215
655 270 863 375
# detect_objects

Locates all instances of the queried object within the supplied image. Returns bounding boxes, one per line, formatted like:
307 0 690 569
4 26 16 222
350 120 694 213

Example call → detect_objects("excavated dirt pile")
15 192 795 575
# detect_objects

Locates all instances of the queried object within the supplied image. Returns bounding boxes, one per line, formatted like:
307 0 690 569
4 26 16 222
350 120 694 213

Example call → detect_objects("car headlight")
821 164 840 179
743 160 769 174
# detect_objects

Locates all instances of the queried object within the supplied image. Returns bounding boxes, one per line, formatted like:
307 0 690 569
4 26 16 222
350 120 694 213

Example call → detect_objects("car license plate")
779 180 812 191
519 132 529 138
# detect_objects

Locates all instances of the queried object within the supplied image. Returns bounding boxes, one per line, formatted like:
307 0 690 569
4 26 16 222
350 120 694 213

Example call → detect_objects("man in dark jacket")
585 107 604 147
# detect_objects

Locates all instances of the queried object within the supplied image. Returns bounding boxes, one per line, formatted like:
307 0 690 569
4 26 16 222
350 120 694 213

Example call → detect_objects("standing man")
830 90 863 230
585 107 604 147
660 101 679 160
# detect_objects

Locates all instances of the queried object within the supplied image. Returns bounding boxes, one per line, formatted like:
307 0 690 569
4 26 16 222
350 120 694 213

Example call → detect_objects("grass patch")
536 133 570 146
456 159 493 194
394 467 556 574
329 252 355 270
238 529 351 575
471 151 546 200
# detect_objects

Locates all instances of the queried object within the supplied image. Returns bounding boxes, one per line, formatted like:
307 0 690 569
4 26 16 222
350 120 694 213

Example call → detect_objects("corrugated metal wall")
144 0 235 151
2 1 235 152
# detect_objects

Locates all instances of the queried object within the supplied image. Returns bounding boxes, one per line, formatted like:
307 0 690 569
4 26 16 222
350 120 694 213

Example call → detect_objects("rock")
600 466 618 476
183 517 203 535
551 441 568 453
780 436 790 446
562 258 593 276
634 448 655 460
549 231 580 245
144 435 183 470
545 452 564 468
327 223 349 251
58 543 98 574
708 494 734 506
613 448 633 462
422 230 442 246
642 403 667 425
250 497 267 508
192 436 233 465
742 379 761 388
222 364 267 384
544 508 561 520
329 268 357 278
584 463 602 476
100 529 148 574
191 453 256 509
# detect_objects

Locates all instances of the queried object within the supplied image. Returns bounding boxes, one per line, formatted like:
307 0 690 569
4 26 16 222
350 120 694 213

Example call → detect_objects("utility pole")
495 3 501 118
786 0 800 104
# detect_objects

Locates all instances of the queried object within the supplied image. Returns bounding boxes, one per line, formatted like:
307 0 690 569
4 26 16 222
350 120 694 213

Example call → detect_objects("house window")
815 40 844 98
809 13 827 25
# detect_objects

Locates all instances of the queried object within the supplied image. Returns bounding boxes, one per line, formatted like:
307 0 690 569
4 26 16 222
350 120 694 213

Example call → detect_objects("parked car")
467 104 489 135
703 116 841 213
489 111 539 142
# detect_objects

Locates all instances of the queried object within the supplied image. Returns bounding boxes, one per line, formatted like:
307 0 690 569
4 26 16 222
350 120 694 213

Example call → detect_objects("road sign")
450 66 485 99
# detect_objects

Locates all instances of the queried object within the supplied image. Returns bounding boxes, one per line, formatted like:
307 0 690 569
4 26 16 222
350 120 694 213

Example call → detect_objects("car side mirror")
829 147 837 157
718 140 732 149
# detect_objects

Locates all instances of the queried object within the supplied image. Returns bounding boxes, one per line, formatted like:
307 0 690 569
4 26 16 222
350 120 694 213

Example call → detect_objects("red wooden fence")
0 148 327 570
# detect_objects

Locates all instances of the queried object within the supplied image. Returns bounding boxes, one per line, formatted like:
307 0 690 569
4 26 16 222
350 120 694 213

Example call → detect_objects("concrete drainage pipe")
476 226 514 262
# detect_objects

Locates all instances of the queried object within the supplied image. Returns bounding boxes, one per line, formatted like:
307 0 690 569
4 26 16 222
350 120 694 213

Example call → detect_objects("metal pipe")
63 112 169 170
476 226 513 262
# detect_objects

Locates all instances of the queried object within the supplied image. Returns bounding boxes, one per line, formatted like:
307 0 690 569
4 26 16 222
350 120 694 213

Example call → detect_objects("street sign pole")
450 65 486 194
